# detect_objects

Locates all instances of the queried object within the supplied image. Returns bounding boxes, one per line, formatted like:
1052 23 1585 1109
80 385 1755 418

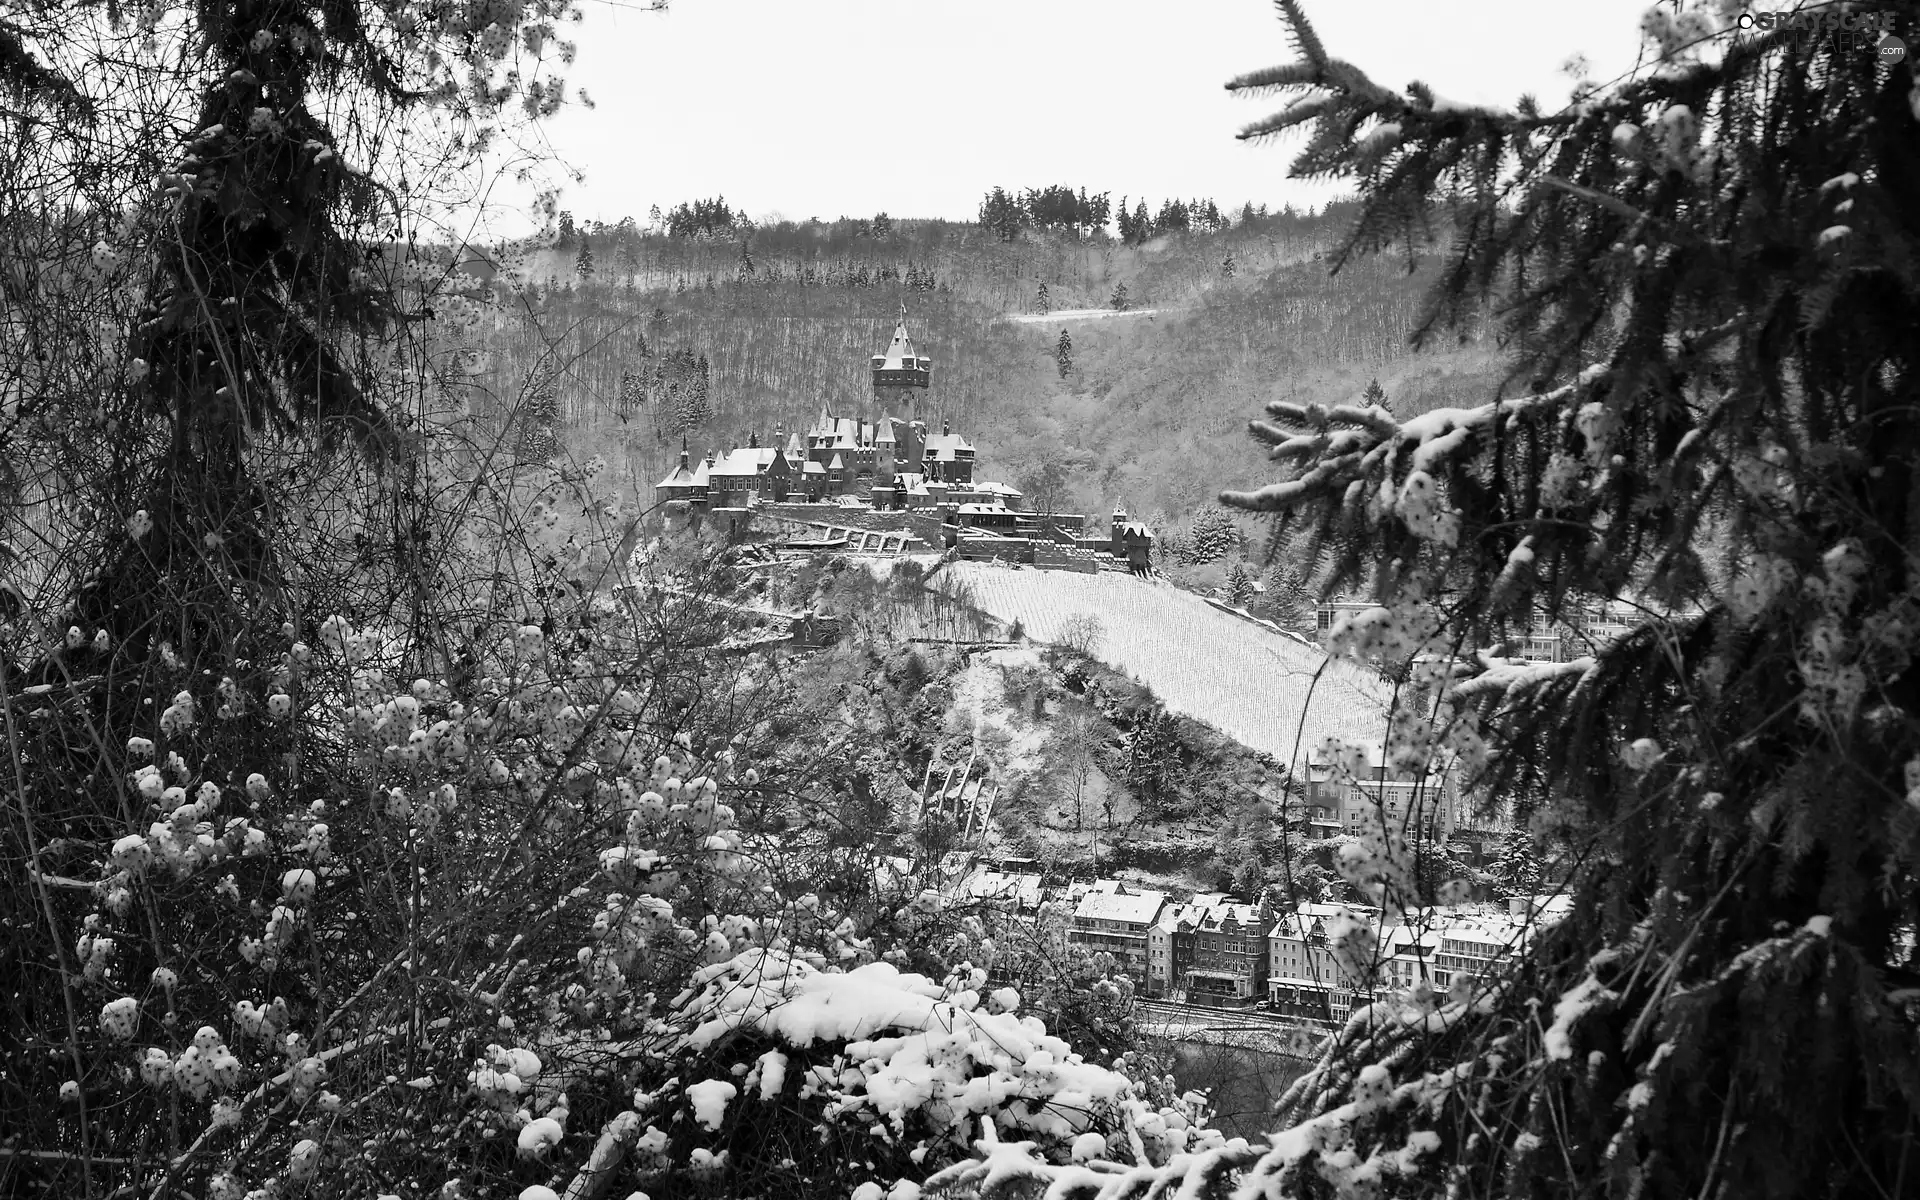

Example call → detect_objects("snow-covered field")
1003 308 1167 324
935 564 1391 767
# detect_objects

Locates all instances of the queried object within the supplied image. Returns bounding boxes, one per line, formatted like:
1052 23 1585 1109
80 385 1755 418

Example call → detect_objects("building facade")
1185 901 1273 1006
1067 885 1167 982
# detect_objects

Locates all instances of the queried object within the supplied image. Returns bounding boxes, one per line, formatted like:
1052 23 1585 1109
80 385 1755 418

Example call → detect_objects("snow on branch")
1220 370 1606 517
1449 654 1598 703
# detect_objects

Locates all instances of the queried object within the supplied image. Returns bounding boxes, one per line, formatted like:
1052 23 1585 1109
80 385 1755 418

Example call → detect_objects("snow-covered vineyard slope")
935 563 1391 766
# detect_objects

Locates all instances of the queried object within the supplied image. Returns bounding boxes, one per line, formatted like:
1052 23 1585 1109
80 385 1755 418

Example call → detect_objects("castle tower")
869 302 930 482
870 301 930 417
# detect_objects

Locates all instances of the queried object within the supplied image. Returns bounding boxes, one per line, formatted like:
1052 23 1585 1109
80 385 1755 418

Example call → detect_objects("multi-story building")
1185 900 1273 1007
1266 901 1381 1023
1146 901 1203 999
1067 885 1167 983
1304 741 1457 841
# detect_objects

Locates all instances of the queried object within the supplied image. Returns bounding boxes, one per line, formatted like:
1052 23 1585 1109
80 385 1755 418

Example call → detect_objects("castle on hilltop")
654 305 1155 570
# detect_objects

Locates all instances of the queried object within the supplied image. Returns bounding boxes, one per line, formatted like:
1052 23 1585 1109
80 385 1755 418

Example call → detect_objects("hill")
433 202 1507 546
933 561 1391 766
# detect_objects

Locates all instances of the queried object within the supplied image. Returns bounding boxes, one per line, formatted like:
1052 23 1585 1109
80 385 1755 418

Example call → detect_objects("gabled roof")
1196 901 1269 933
1152 902 1205 935
827 452 845 470
688 456 712 487
709 447 785 477
802 460 826 475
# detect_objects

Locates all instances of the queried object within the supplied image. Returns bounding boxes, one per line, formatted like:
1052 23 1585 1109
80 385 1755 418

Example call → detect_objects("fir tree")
1182 505 1238 565
1109 281 1130 311
1257 561 1314 629
1035 280 1051 315
1224 561 1254 606
1095 2 1920 1197
555 209 578 250
1054 329 1073 378
737 237 754 278
1489 827 1548 902
1361 375 1389 413
1221 254 1236 279
574 238 594 280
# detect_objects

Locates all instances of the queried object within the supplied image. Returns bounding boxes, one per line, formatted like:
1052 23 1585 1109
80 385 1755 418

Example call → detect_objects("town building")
1185 900 1273 1007
1067 884 1167 982
1146 902 1203 999
1266 901 1382 1023
1303 741 1458 841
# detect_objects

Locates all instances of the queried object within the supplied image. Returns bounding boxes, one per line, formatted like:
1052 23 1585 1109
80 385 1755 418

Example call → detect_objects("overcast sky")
505 0 1660 230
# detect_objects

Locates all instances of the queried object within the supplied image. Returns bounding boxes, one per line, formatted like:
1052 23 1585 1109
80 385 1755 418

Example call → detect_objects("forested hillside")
441 201 1507 533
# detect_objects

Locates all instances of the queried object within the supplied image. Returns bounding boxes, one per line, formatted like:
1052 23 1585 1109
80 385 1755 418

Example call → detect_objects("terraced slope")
936 562 1392 767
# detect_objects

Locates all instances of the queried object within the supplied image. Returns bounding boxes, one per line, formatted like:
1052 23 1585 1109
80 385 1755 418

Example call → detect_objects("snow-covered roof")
802 461 826 474
924 431 974 459
688 457 712 487
972 481 1024 499
1072 888 1166 926
955 502 1012 514
1152 903 1204 935
874 319 925 372
656 460 698 489
827 452 845 470
960 870 1044 908
1195 902 1267 932
709 447 785 477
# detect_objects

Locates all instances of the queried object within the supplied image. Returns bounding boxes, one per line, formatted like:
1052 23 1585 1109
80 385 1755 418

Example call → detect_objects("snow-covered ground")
935 563 1391 767
1004 307 1166 324
948 645 1051 782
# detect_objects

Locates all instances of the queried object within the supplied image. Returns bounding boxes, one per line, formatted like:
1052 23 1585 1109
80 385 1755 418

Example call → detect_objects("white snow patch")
1544 976 1616 1060
516 1116 564 1157
935 565 1390 763
688 1078 737 1130
1004 308 1165 324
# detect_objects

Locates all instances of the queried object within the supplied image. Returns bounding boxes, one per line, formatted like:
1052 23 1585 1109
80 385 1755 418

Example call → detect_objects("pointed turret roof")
785 430 803 456
878 312 919 371
828 451 845 470
655 436 697 490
